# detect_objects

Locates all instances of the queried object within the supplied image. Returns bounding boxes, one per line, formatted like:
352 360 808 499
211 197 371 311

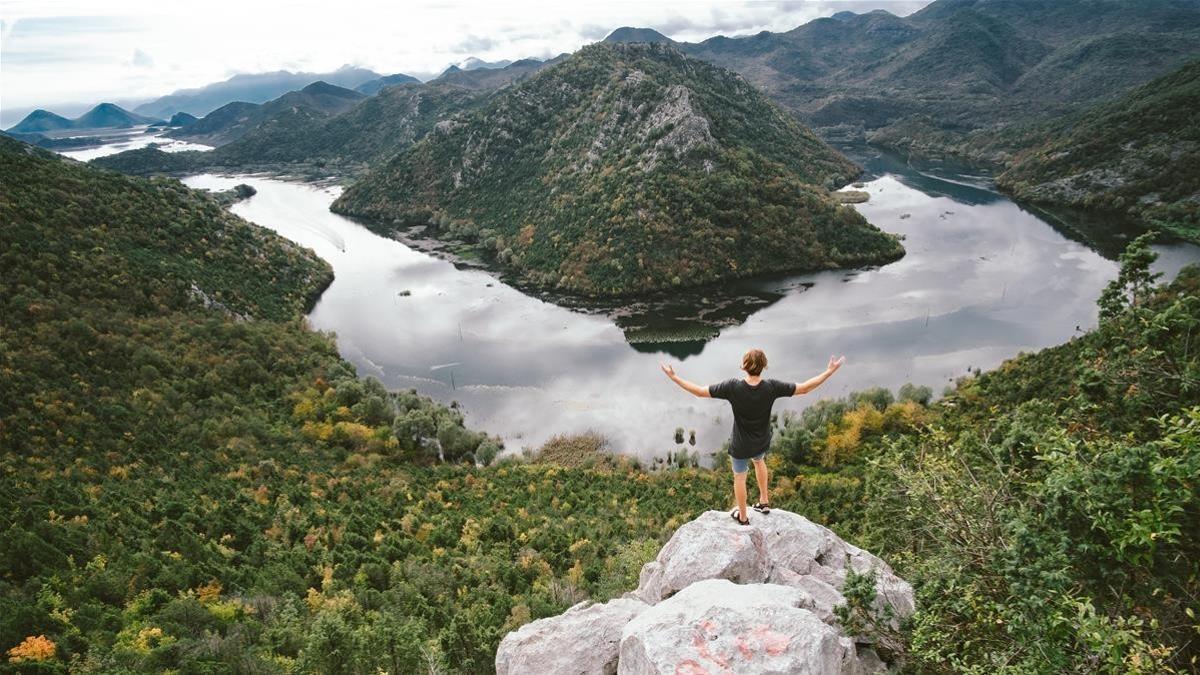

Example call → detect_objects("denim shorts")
731 451 767 474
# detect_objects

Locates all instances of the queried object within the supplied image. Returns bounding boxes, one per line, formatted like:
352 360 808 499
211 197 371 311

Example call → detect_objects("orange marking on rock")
751 625 791 656
735 634 755 659
675 659 710 675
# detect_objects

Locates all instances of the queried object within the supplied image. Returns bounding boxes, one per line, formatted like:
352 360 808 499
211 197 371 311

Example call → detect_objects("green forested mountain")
354 72 421 95
332 42 903 296
0 135 497 671
995 59 1200 243
167 111 198 127
609 0 1200 154
208 82 481 171
161 101 263 147
5 110 75 133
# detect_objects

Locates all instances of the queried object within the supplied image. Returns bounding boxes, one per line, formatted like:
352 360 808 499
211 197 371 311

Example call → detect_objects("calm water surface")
176 149 1197 459
59 126 211 161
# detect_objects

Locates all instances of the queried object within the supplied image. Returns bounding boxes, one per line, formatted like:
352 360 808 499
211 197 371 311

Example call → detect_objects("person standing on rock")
660 349 844 525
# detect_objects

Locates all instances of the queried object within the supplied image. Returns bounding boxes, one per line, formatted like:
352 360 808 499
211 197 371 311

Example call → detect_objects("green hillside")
2 132 1197 671
855 241 1200 673
211 82 481 171
996 59 1200 243
332 42 903 297
0 136 499 671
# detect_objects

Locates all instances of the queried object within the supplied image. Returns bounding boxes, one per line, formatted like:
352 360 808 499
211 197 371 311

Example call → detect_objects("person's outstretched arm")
794 355 845 395
660 363 712 398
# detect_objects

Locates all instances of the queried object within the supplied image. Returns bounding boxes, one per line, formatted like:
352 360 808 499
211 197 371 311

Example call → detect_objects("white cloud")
0 0 931 120
128 47 153 68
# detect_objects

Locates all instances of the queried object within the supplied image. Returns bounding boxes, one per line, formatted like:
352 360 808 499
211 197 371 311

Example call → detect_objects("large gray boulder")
495 597 648 675
619 579 864 675
635 510 914 627
495 509 913 674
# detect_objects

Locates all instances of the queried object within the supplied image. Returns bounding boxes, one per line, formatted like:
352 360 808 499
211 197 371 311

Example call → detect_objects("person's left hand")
660 363 676 377
827 355 846 372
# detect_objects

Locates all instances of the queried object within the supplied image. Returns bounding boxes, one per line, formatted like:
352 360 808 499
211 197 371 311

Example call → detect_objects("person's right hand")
660 363 676 378
827 355 846 372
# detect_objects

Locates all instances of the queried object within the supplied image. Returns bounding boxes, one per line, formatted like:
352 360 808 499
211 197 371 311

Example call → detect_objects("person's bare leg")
753 458 769 506
734 471 749 522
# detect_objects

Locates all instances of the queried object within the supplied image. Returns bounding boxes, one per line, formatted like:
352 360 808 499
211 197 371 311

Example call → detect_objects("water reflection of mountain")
488 268 803 357
627 339 709 360
838 143 1005 207
839 143 1171 260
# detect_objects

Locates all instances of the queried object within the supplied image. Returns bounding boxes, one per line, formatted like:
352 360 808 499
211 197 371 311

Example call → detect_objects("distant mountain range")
331 42 904 296
354 73 421 95
92 55 566 176
131 65 385 119
427 56 561 91
84 0 1200 247
164 81 366 147
167 111 198 127
454 56 515 72
605 0 1200 152
6 103 160 134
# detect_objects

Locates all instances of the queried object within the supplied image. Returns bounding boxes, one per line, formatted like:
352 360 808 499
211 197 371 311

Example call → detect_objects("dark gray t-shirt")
709 378 796 459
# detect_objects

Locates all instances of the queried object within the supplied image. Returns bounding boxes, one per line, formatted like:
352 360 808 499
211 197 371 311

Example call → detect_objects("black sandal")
753 502 771 514
730 509 750 526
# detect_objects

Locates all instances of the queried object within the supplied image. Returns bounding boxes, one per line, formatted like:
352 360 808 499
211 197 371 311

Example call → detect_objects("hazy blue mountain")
94 81 481 178
166 82 364 147
132 65 381 118
274 81 367 113
355 72 421 95
6 109 75 133
73 103 160 129
167 111 198 127
456 56 514 71
429 56 561 91
6 103 159 133
604 27 675 44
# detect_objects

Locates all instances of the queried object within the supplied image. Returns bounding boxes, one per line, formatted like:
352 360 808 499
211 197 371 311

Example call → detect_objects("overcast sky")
1 0 931 120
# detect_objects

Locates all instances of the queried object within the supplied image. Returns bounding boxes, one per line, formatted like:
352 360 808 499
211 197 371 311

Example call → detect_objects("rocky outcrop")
496 598 648 675
620 579 866 675
495 509 914 674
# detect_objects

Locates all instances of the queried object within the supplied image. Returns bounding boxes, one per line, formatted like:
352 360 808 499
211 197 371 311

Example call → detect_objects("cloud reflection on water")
183 163 1199 460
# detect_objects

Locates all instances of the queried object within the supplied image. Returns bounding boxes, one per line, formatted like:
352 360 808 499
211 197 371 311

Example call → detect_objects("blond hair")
741 349 767 376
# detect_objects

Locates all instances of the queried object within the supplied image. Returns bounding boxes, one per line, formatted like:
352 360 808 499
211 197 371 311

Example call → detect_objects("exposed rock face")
637 84 715 171
495 509 914 674
635 510 914 627
619 579 864 675
495 598 648 675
